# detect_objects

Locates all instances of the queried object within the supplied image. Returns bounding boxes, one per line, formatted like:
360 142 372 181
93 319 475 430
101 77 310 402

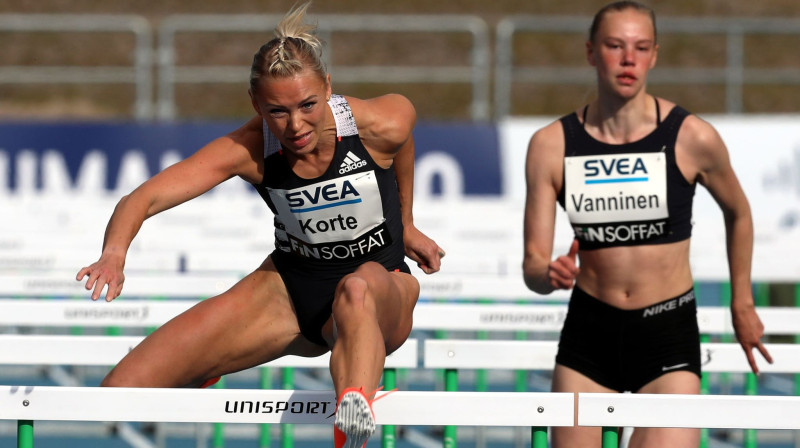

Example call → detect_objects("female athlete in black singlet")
76 3 444 448
522 2 772 447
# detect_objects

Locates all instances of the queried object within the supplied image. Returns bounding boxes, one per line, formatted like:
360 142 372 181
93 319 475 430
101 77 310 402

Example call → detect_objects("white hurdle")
0 273 239 299
0 298 194 328
413 302 800 335
578 393 800 448
29 334 800 382
4 299 800 336
0 386 574 448
424 339 800 448
20 336 797 447
0 335 415 448
0 335 418 369
3 297 799 447
423 339 800 374
0 272 556 302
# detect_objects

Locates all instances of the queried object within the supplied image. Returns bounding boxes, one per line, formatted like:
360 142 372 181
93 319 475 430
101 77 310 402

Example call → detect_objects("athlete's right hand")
547 239 579 290
76 254 126 302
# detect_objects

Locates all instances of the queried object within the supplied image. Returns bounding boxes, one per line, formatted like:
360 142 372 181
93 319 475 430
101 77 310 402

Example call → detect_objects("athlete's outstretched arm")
680 116 773 374
76 117 264 301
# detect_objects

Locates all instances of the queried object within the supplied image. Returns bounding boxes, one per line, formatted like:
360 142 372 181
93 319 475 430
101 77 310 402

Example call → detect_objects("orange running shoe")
200 376 221 388
333 387 376 448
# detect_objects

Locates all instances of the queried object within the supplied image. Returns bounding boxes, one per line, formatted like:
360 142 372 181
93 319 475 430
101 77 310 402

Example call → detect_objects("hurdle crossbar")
423 339 800 373
0 298 193 327
0 272 562 302
578 392 800 448
0 386 573 426
0 274 239 298
578 392 800 430
0 335 418 369
4 299 800 335
0 386 574 448
2 335 796 374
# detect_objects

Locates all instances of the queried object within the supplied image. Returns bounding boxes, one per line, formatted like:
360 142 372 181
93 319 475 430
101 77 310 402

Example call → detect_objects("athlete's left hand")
731 301 773 375
403 225 445 274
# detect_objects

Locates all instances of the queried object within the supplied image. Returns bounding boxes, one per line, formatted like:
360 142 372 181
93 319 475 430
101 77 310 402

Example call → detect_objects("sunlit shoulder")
347 94 416 154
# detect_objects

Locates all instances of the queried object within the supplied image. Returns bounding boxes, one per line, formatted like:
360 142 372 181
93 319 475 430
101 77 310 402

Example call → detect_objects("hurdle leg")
743 372 759 448
382 368 397 448
601 426 618 448
282 367 295 448
699 332 711 448
213 376 227 448
260 367 273 448
531 426 547 448
443 368 458 448
514 328 528 448
476 328 489 448
17 419 33 448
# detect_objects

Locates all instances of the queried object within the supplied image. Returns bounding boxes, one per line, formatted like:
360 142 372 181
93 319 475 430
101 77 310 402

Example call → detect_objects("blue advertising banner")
0 121 501 196
0 122 237 191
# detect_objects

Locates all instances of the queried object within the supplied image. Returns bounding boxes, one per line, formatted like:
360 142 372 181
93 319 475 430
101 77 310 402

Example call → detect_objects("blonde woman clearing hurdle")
522 2 772 447
76 3 444 447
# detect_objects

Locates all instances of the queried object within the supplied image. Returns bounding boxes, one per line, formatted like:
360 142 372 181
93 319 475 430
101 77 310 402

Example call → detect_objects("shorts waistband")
571 286 696 320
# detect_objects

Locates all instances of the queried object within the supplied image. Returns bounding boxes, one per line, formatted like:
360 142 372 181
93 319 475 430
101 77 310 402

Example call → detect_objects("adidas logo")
339 151 367 174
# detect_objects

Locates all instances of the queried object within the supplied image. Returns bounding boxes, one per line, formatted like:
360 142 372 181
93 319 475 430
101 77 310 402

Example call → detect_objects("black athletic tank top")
556 105 695 250
252 94 406 271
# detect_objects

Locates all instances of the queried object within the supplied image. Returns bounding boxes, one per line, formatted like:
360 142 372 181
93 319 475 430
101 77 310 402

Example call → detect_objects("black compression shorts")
555 286 701 392
270 250 411 347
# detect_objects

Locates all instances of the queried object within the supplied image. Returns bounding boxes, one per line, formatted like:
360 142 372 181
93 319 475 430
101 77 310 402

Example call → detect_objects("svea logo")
286 180 361 212
584 157 649 184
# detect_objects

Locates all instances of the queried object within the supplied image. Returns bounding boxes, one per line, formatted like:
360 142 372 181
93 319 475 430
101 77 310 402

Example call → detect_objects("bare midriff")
575 239 694 309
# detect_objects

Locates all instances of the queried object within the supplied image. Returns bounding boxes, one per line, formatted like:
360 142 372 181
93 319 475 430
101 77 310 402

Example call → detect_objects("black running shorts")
270 250 411 347
555 286 701 392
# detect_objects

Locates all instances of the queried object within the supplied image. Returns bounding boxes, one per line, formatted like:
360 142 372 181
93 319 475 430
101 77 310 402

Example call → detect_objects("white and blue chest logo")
564 153 668 224
267 171 388 260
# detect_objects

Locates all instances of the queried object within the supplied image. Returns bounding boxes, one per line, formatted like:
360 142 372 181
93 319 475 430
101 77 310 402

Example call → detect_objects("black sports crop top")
556 105 696 250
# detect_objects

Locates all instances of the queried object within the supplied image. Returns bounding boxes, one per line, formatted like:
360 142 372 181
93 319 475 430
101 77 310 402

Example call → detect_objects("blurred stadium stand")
2 12 800 120
2 7 800 448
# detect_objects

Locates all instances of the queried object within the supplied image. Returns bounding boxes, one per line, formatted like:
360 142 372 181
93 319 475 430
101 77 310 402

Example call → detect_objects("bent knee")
332 274 374 316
